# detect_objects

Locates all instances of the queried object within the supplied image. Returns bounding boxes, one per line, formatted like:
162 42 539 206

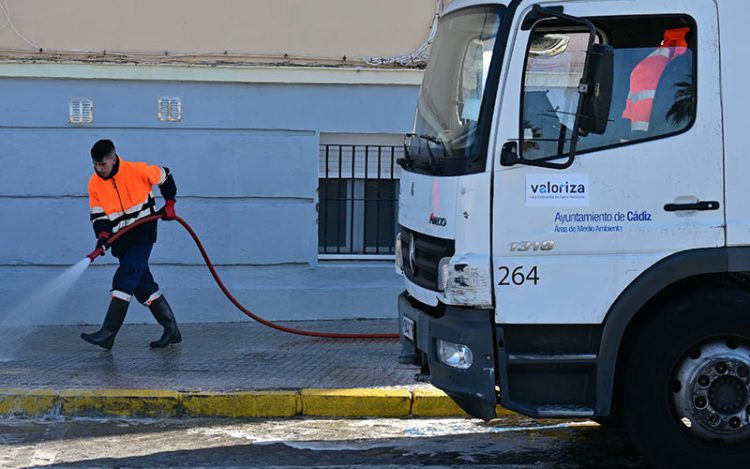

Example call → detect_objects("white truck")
395 0 750 465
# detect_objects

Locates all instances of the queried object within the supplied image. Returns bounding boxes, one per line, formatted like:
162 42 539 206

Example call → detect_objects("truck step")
507 353 598 365
536 405 595 418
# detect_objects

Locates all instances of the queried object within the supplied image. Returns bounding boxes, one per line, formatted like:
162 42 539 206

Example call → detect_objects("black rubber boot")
80 297 129 351
148 295 181 348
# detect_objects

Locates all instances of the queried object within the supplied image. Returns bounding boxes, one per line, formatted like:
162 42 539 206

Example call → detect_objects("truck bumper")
398 291 498 420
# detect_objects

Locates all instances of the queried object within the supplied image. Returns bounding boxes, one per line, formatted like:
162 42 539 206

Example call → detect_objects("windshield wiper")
418 134 444 175
399 133 443 175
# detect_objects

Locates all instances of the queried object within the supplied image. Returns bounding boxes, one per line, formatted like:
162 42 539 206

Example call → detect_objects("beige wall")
0 0 437 66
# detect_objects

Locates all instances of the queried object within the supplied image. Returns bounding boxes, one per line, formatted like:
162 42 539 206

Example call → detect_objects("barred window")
318 139 403 257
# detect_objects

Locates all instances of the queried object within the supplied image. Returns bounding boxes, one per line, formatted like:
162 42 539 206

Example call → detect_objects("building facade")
0 0 441 325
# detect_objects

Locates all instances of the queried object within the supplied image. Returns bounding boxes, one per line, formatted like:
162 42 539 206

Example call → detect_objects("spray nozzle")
86 247 105 261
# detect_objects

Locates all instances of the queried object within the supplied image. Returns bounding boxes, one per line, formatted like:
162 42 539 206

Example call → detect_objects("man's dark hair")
91 139 116 161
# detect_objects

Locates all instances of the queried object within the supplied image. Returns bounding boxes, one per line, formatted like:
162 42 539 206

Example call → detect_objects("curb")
0 388 517 419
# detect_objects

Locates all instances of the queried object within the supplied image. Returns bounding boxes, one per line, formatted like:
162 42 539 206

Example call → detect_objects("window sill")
318 254 394 261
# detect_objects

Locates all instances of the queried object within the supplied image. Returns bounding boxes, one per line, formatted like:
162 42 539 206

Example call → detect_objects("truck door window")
520 15 696 161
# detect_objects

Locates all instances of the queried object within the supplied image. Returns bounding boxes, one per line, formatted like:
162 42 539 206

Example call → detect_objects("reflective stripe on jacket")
88 157 171 236
622 27 690 132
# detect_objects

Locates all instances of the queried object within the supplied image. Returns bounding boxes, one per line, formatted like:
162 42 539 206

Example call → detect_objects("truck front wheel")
623 287 750 467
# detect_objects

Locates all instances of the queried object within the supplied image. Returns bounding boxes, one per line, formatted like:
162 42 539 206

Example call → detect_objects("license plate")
402 316 415 341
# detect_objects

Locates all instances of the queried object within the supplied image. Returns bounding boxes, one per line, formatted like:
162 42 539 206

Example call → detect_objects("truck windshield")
408 5 505 175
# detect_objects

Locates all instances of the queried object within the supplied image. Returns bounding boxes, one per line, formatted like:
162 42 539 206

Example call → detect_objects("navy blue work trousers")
112 243 160 303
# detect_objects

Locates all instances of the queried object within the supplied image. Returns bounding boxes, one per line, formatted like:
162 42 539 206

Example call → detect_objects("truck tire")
623 287 750 467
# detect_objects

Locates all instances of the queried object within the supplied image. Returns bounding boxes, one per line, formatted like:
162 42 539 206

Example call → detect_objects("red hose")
87 214 399 339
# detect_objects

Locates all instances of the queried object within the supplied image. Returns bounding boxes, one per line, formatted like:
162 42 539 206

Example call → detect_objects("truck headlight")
437 257 451 292
395 232 403 272
436 339 473 369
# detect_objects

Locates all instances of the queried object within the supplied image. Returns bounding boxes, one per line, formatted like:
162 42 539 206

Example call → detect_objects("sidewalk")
0 320 506 419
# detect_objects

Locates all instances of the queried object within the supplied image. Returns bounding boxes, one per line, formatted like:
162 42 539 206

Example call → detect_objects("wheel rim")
672 338 750 443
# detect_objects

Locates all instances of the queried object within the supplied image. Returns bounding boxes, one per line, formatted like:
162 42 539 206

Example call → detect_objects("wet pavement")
0 320 650 467
0 415 647 468
0 320 416 390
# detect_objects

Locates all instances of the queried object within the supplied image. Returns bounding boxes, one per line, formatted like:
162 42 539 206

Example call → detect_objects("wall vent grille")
158 97 182 122
68 98 94 124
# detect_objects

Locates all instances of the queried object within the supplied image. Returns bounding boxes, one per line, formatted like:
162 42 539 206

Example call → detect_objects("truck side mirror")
503 6 603 170
579 43 614 136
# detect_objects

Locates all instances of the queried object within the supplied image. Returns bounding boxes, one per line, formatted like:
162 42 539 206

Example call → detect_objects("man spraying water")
81 139 181 351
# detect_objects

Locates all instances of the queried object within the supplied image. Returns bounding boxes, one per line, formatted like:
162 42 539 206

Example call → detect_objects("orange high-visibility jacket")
88 157 173 237
622 27 690 132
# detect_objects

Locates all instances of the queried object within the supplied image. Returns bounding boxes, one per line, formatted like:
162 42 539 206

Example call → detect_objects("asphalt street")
0 415 646 468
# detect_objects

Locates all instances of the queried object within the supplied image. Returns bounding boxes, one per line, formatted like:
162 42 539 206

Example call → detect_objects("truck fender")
597 246 750 415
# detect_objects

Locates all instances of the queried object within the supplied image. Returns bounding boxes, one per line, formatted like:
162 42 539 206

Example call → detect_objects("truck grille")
400 226 455 291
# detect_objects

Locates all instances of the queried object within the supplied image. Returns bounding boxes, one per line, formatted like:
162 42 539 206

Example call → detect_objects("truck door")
491 0 722 325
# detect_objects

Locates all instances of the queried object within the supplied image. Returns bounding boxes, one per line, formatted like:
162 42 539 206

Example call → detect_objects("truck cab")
396 0 750 465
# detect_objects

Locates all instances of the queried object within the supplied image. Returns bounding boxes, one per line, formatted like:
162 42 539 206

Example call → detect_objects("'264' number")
498 266 539 286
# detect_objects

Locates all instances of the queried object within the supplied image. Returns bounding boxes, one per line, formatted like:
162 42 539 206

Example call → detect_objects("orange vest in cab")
622 27 690 132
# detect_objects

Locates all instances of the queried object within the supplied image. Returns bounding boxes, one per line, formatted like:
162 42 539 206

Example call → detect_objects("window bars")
318 144 403 256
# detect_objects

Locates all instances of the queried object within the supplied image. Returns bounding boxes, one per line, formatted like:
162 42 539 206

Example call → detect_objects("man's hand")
96 232 110 255
163 200 177 220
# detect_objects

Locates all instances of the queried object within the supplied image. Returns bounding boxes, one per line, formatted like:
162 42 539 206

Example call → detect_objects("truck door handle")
663 201 720 212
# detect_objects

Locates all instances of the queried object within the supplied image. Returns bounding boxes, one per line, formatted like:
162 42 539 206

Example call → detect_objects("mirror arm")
529 5 596 37
521 5 564 30
537 154 575 170
501 141 574 169
522 154 575 170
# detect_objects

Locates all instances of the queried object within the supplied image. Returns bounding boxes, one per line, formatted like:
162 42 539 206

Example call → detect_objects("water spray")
87 213 399 340
0 257 93 360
